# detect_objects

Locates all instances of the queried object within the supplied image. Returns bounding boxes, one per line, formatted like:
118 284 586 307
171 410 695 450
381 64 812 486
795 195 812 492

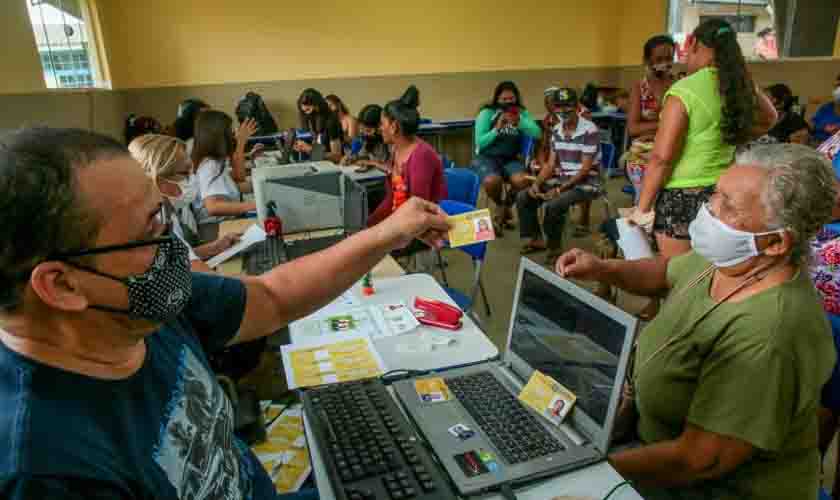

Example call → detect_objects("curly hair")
692 19 755 145
737 144 837 264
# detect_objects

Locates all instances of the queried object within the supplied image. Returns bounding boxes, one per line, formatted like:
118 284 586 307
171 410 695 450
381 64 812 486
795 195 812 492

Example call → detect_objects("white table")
289 273 499 372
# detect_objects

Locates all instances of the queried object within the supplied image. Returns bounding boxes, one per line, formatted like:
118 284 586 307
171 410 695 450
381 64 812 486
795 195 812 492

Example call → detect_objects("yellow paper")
414 377 451 403
518 370 577 425
288 338 383 388
447 208 495 248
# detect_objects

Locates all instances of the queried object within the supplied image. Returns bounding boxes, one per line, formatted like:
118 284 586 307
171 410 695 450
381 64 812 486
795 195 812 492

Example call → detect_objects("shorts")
471 155 525 183
653 185 715 239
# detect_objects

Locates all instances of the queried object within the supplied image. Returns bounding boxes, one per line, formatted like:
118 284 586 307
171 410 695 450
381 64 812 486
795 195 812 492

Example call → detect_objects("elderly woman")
555 144 836 499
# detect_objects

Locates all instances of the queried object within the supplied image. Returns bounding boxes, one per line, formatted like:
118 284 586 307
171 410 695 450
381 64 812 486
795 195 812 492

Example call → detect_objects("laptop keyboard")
445 371 565 465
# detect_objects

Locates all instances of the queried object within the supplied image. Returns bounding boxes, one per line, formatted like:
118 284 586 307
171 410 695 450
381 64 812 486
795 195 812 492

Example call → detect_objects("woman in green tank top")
630 19 777 258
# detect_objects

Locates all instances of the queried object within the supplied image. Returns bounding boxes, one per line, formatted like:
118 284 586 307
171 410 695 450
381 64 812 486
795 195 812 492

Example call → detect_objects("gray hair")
736 144 837 263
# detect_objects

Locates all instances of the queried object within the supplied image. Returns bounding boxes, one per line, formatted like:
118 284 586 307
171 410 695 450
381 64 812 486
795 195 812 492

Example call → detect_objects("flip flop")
521 241 548 255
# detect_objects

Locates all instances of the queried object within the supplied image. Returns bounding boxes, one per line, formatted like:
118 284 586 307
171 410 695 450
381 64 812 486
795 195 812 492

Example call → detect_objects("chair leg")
479 280 491 316
436 250 450 287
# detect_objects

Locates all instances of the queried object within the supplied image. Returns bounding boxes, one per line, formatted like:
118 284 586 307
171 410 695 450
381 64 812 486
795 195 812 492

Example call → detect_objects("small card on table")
447 209 496 248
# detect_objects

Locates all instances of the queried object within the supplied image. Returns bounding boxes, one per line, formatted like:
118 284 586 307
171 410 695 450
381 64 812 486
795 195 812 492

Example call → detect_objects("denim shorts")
471 155 525 183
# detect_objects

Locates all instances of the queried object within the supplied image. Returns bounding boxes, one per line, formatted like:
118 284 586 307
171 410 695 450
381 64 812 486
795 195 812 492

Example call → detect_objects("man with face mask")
0 128 450 500
554 144 837 500
517 87 601 264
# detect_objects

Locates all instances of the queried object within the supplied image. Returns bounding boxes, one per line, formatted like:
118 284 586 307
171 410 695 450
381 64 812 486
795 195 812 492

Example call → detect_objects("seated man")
555 144 836 500
517 88 601 265
0 128 449 499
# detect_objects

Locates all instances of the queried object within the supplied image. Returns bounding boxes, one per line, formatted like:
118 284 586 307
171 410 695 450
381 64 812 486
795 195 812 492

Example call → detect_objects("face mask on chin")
688 204 784 268
650 62 673 80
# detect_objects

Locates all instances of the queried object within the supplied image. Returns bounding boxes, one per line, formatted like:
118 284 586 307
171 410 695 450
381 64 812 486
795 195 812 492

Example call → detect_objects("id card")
414 377 451 403
518 370 576 425
447 209 495 248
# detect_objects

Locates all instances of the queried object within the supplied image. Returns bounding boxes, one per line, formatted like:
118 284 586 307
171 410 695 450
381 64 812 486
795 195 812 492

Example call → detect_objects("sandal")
493 217 505 237
520 241 547 255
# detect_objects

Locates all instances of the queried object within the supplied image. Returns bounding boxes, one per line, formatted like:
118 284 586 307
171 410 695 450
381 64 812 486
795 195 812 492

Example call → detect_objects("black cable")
500 483 517 500
602 480 631 500
379 369 430 383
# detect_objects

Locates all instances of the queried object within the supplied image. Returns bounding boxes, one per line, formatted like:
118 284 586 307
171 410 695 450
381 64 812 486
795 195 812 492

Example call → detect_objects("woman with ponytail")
630 18 777 258
367 86 447 227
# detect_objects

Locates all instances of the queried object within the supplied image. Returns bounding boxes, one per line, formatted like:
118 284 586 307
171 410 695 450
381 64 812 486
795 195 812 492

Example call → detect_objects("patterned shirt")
550 117 601 178
811 224 840 315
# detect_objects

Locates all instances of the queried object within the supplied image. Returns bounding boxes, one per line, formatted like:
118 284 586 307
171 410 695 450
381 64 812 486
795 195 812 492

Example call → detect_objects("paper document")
615 218 654 260
253 404 312 493
207 224 266 268
281 333 387 389
448 209 495 248
294 302 420 341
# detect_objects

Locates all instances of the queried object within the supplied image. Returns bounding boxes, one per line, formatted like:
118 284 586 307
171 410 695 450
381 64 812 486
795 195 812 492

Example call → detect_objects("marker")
362 272 375 296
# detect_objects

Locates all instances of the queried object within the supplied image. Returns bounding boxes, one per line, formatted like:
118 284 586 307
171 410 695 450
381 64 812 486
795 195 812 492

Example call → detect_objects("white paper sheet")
207 224 267 268
615 218 654 260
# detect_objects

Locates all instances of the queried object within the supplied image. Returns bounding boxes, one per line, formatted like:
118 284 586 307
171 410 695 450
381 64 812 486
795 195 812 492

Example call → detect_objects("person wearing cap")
341 104 390 170
471 81 541 234
517 87 601 264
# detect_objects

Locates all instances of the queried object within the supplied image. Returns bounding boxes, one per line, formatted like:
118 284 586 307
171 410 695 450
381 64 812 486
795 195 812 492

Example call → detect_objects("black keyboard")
303 379 457 500
445 371 565 465
244 237 288 275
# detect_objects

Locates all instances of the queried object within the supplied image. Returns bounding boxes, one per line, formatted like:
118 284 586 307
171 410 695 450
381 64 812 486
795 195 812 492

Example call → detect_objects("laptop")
392 258 638 496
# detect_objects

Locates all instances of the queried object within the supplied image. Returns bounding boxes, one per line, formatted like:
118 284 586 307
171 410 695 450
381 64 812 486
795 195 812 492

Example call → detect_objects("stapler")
264 201 283 238
413 297 463 331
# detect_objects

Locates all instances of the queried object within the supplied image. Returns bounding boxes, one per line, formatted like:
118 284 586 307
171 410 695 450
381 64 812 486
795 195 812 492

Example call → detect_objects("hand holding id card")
448 208 496 248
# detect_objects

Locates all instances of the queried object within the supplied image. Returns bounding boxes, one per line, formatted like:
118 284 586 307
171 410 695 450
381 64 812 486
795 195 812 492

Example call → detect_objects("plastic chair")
350 137 363 155
521 135 536 166
436 200 492 320
444 168 481 207
819 488 831 500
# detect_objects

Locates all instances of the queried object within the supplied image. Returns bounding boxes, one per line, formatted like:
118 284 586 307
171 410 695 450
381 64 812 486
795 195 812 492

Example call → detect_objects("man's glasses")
49 236 173 260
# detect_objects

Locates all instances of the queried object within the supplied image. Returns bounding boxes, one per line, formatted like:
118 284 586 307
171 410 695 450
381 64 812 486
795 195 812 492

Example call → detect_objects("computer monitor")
505 259 637 452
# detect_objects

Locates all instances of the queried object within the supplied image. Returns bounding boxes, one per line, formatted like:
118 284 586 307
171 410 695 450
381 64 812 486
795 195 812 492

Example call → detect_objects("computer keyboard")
445 371 565 465
244 237 288 275
303 379 457 500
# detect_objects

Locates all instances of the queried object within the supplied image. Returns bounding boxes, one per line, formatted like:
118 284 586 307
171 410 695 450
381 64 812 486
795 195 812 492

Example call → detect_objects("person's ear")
28 262 89 313
759 231 792 258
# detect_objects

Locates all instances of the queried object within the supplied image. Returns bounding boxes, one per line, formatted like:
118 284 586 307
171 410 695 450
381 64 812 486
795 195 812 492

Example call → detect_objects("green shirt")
474 107 541 157
633 252 835 500
664 68 736 189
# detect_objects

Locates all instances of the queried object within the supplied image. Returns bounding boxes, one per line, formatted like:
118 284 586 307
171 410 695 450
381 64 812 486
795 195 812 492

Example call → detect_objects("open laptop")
392 258 638 496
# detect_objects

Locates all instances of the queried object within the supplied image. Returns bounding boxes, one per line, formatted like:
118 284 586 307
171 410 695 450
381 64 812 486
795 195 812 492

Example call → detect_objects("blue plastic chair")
819 487 831 500
436 200 491 319
521 135 536 166
833 153 840 178
444 168 481 207
600 141 616 177
350 137 363 155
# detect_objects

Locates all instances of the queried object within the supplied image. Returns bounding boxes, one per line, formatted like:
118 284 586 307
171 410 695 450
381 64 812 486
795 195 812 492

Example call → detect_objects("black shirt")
767 112 809 143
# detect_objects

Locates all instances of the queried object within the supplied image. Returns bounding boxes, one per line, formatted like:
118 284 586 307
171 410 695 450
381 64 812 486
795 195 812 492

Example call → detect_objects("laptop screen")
509 269 627 429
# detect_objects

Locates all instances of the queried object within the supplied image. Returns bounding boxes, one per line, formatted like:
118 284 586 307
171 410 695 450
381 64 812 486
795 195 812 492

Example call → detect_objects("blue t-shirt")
0 273 279 499
813 102 840 143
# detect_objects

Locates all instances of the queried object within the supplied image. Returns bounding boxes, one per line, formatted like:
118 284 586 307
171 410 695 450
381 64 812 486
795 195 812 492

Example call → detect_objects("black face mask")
54 235 193 323
363 133 383 150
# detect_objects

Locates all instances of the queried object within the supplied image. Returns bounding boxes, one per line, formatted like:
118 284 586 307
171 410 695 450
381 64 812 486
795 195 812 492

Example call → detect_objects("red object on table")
263 201 283 238
413 297 463 331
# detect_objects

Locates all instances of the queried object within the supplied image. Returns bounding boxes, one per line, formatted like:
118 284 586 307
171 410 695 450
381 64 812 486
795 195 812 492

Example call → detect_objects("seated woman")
193 110 257 225
811 75 840 144
367 86 446 229
557 144 836 500
625 35 676 202
294 88 343 163
517 88 600 265
342 104 390 169
765 83 810 144
173 98 210 156
129 134 239 272
472 81 541 234
326 94 359 147
124 114 162 145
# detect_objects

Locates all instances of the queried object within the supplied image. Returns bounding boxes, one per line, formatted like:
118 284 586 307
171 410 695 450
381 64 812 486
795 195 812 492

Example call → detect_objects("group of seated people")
8 16 840 500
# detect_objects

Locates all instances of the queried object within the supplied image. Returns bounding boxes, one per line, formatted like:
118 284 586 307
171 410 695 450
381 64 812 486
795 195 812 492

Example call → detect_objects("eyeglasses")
49 236 172 260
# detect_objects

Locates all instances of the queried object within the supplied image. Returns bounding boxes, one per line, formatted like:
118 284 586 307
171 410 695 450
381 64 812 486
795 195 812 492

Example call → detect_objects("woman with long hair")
368 86 446 228
129 134 240 272
326 94 359 146
631 19 777 258
294 88 343 163
192 111 257 224
173 98 210 156
472 81 541 233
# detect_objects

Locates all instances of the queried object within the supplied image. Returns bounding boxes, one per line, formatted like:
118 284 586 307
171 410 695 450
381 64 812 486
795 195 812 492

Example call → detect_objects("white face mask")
167 175 198 211
688 204 784 268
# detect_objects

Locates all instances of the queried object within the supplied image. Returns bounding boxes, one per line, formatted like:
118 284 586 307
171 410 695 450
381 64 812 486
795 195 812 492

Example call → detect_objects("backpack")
235 92 279 135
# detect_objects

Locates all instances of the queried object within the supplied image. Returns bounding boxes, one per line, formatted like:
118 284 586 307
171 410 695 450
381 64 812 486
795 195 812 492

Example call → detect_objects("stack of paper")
207 224 267 268
280 333 388 389
252 405 312 493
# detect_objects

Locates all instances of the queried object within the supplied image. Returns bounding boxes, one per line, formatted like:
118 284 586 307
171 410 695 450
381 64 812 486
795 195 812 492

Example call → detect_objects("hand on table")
293 140 313 154
378 197 451 251
248 143 265 159
213 232 242 255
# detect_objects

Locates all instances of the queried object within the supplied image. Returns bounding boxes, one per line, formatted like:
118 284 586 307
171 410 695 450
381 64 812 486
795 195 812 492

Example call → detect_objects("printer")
252 161 367 235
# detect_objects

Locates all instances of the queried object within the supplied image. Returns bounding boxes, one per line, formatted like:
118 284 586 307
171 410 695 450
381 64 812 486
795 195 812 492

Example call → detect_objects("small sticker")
321 374 339 384
314 350 330 361
448 423 475 441
454 450 488 477
414 378 451 403
318 361 334 373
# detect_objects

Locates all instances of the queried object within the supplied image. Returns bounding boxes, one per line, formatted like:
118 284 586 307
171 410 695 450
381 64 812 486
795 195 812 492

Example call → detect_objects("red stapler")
413 297 463 331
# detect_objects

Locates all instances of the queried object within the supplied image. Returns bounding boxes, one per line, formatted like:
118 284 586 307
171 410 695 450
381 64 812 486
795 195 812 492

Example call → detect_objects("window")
699 14 756 33
27 0 105 89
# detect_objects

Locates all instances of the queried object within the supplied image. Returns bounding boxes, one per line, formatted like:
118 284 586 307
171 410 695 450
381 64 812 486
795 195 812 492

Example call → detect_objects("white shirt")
171 214 200 262
195 158 242 224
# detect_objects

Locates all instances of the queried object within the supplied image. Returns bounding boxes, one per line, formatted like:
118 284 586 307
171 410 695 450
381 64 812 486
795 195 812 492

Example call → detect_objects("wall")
97 0 640 90
1 0 47 94
0 90 125 138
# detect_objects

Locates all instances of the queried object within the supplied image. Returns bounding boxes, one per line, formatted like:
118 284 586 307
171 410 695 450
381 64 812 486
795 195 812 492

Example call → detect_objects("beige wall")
2 0 47 94
0 90 125 138
97 0 652 90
